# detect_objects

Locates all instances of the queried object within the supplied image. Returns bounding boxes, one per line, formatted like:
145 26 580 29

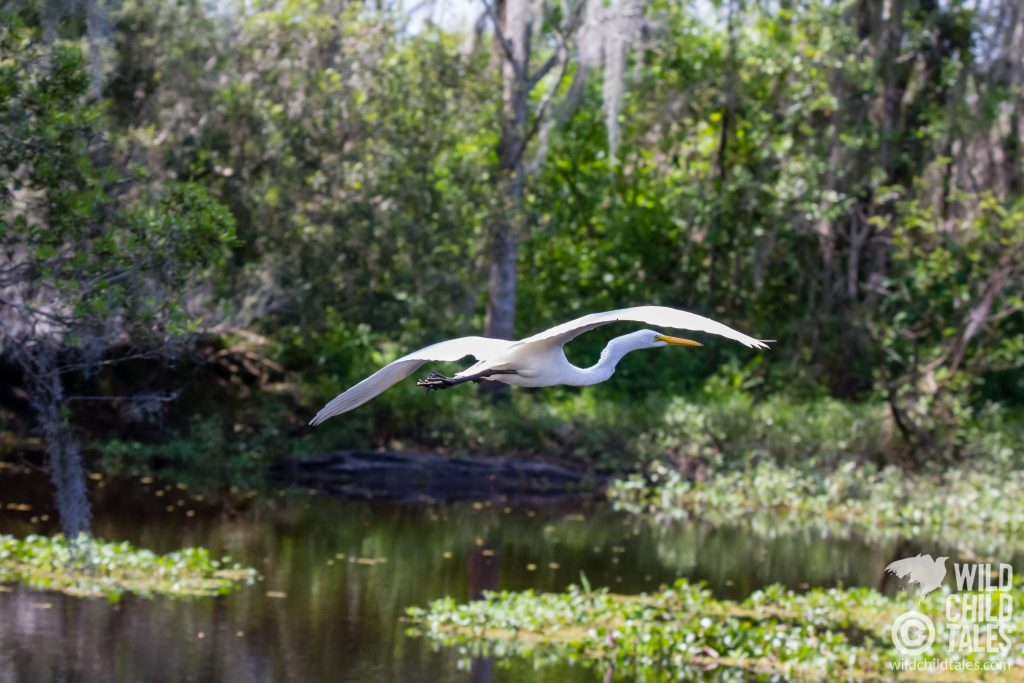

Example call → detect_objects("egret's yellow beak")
656 335 702 347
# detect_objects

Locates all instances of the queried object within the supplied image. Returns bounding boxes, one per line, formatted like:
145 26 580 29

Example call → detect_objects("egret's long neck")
573 334 650 386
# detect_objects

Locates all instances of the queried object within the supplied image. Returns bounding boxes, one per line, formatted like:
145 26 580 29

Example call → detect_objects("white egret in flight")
310 306 769 425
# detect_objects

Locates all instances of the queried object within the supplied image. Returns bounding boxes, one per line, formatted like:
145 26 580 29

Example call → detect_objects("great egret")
309 305 769 425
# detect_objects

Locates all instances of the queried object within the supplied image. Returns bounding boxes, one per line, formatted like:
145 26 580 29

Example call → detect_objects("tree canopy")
1 0 1021 479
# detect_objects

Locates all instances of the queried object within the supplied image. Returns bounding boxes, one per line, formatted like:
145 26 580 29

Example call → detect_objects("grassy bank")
610 459 1024 558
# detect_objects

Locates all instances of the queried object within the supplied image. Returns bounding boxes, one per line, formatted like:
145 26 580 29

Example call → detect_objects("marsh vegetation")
1 0 1022 680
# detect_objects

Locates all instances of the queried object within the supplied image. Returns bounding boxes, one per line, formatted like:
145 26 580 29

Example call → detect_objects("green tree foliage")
2 0 1022 469
109 1 498 337
1 16 236 534
1 19 235 348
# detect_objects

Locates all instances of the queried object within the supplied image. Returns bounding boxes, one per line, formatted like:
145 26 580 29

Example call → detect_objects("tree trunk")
708 0 736 304
997 1 1023 197
868 0 909 290
18 345 92 538
485 193 522 343
43 0 107 98
84 0 108 99
485 0 531 343
483 0 532 397
42 0 63 43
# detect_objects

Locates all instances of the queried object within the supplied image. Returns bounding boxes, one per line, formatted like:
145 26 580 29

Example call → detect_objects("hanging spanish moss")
579 0 645 166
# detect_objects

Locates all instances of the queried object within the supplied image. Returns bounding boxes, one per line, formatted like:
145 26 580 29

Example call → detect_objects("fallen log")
270 450 606 504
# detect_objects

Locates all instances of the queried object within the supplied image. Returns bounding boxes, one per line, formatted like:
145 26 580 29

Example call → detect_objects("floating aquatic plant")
408 579 1024 680
0 534 256 600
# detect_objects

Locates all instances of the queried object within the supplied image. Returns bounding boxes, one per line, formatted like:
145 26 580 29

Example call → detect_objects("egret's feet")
417 371 458 391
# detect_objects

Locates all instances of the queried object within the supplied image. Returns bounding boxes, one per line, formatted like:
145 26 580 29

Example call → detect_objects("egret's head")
598 330 704 376
653 331 702 348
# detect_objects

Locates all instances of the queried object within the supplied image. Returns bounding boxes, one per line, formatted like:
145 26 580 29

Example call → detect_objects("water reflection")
0 466 958 682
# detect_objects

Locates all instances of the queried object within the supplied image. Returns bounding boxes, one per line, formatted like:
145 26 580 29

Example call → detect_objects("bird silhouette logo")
885 554 949 598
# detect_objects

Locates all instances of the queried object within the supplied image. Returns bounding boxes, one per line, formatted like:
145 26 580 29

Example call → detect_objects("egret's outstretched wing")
309 336 513 425
518 306 770 349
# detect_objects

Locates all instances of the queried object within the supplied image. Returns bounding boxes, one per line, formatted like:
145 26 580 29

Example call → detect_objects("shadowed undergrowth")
95 378 1024 486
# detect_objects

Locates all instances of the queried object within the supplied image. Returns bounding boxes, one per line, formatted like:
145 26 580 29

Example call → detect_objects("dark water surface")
0 464 930 683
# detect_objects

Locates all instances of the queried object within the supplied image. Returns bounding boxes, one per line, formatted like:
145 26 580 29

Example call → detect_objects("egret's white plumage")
308 336 510 423
517 305 768 348
309 305 769 425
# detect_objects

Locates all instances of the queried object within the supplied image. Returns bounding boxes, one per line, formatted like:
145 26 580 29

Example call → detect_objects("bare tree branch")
528 0 586 88
481 0 526 80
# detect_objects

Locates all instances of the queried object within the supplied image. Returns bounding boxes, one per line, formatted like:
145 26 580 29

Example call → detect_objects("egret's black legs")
417 369 517 391
416 371 461 390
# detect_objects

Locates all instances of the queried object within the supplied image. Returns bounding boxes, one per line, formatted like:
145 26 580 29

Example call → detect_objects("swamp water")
0 463 950 682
